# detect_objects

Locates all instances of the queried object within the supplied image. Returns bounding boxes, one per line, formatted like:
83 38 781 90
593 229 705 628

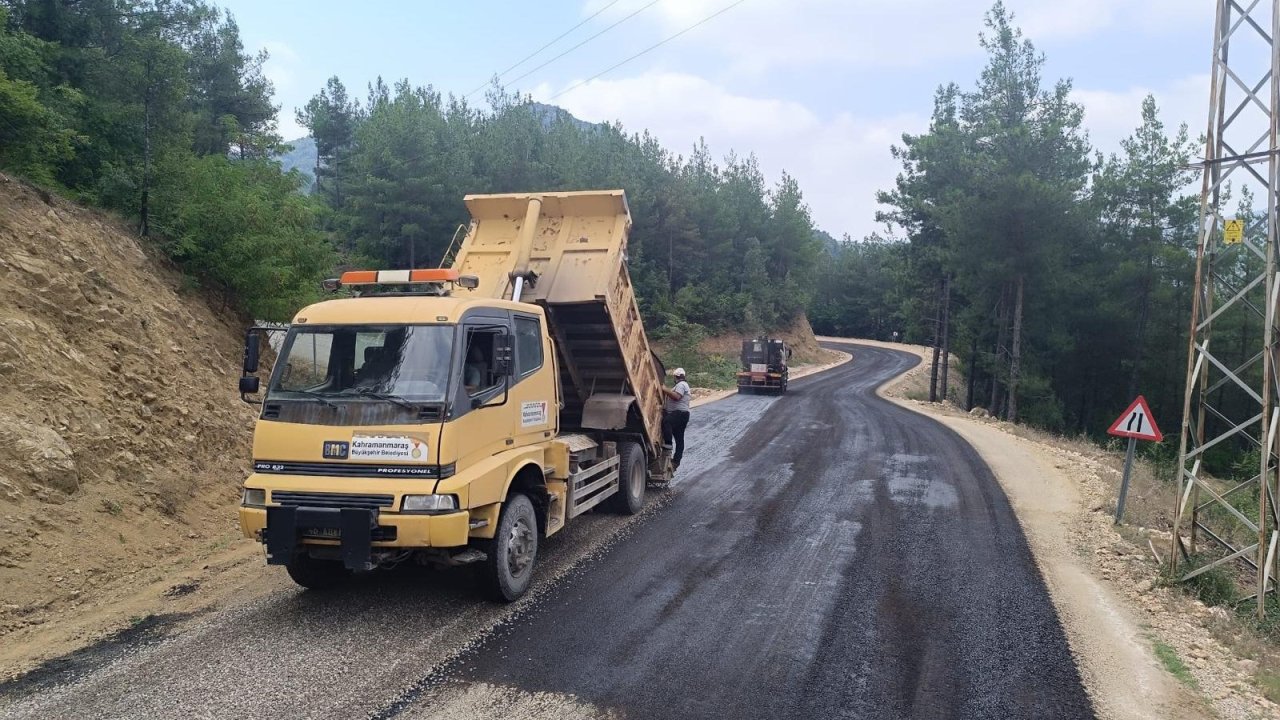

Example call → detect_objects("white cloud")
261 41 307 140
536 71 926 239
1073 73 1208 155
535 2 1214 239
582 0 1208 75
1018 0 1205 40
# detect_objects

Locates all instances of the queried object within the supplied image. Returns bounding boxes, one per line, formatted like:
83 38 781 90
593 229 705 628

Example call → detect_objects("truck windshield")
269 325 453 402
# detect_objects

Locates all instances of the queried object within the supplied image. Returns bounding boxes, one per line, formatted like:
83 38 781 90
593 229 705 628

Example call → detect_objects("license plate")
304 527 340 539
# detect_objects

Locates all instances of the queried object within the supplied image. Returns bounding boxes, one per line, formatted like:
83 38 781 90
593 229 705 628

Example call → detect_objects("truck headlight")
402 494 459 513
242 488 266 507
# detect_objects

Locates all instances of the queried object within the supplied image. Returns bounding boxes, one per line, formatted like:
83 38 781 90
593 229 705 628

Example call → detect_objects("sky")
216 0 1215 241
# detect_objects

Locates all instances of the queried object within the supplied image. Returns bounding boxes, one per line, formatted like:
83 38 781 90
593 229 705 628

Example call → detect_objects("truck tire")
606 441 646 515
285 552 350 590
477 493 538 602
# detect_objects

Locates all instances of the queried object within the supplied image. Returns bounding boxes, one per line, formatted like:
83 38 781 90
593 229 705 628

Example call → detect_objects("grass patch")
1258 669 1280 704
651 318 741 389
1151 638 1199 690
663 351 740 390
1184 561 1239 607
1245 592 1280 643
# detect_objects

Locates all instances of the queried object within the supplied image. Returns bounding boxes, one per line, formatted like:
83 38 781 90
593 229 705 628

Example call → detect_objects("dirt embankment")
850 337 1279 720
698 314 830 365
0 176 264 677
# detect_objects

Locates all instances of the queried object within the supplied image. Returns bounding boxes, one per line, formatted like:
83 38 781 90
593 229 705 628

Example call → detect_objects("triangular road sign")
1107 395 1163 441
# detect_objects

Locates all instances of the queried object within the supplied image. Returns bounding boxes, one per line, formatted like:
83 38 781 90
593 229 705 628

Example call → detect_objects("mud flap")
265 506 377 571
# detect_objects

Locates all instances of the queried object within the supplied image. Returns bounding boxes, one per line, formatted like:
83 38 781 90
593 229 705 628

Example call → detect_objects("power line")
469 0 661 99
550 0 748 101
465 0 624 97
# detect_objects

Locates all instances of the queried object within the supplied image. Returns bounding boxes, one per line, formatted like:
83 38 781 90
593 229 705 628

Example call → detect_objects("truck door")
442 316 515 508
509 312 556 447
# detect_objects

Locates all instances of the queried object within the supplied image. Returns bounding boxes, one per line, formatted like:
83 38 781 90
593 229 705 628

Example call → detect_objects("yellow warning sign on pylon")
1224 218 1244 244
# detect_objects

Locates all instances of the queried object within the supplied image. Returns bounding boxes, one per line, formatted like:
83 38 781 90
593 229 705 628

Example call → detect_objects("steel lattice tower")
1172 0 1280 616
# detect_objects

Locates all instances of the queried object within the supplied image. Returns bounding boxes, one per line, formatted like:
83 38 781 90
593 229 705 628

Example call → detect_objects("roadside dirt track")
0 342 1093 719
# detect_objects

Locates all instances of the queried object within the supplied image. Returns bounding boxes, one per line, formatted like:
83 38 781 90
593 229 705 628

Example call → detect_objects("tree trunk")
989 284 1010 415
1007 274 1026 423
939 276 952 404
139 64 153 238
929 277 943 402
966 333 978 411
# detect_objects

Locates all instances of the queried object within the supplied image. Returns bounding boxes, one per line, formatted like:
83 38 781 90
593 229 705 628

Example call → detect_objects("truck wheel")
285 552 349 590
478 493 538 602
606 441 646 515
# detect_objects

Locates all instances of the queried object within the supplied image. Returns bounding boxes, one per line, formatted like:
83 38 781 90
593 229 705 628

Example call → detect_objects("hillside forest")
0 0 1236 457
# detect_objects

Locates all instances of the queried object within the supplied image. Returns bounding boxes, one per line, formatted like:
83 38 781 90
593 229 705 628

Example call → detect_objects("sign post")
1106 395 1164 524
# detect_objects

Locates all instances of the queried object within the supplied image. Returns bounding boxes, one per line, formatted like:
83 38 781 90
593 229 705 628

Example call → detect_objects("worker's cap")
674 368 686 377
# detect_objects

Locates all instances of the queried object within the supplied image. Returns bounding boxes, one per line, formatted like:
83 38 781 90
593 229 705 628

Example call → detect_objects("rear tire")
477 493 539 602
606 441 647 515
285 552 350 590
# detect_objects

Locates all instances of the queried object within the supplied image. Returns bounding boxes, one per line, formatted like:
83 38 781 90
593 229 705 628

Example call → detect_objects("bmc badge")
322 441 350 460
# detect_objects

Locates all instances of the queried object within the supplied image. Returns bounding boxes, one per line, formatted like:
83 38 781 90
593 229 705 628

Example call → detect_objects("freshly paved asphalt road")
0 343 1094 720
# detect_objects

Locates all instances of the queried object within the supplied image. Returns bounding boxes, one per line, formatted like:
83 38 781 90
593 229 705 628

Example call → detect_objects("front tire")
285 552 350 590
478 493 539 602
606 441 646 515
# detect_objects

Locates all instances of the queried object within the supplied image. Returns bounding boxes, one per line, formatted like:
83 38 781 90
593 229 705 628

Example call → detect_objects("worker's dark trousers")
663 410 690 467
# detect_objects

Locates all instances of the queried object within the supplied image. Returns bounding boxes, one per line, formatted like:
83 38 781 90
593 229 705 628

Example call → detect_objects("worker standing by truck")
662 368 691 472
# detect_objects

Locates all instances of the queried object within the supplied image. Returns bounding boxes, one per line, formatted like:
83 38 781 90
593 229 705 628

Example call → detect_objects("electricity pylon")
1172 0 1280 617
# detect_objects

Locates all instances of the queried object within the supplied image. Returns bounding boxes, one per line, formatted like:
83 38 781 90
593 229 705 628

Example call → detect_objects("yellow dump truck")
236 190 673 601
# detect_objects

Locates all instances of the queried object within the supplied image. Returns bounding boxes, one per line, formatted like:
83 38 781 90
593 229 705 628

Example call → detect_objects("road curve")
0 343 1093 720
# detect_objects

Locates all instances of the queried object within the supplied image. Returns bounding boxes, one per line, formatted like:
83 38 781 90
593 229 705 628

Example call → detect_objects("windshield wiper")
285 389 338 409
342 388 417 410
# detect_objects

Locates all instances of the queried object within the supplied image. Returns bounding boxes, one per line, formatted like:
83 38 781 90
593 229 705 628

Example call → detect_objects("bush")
151 155 335 320
1185 560 1239 607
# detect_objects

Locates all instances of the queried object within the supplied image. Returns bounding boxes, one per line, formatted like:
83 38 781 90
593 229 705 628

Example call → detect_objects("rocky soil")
0 175 260 676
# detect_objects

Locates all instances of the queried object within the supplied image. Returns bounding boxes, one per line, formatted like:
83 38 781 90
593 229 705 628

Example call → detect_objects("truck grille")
271 491 394 510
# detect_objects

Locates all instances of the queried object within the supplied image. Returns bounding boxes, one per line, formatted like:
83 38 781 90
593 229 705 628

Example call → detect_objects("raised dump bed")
450 190 666 452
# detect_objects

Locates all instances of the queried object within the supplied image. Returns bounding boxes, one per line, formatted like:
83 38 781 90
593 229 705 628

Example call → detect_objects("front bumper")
240 506 470 569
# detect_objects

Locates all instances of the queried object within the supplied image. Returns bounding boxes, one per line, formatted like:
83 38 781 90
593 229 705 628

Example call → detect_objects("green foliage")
830 2 1206 441
1183 560 1239 607
0 0 333 321
1257 669 1280 704
0 65 77 183
650 317 739 389
150 155 334 320
1251 593 1280 644
810 238 906 340
1150 637 1199 690
297 81 823 333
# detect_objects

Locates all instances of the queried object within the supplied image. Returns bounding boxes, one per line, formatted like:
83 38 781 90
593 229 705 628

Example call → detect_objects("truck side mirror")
243 331 261 373
239 376 260 394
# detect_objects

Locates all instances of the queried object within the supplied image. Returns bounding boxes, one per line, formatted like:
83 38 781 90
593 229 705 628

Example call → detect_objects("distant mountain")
276 137 316 193
527 102 598 132
815 229 840 255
